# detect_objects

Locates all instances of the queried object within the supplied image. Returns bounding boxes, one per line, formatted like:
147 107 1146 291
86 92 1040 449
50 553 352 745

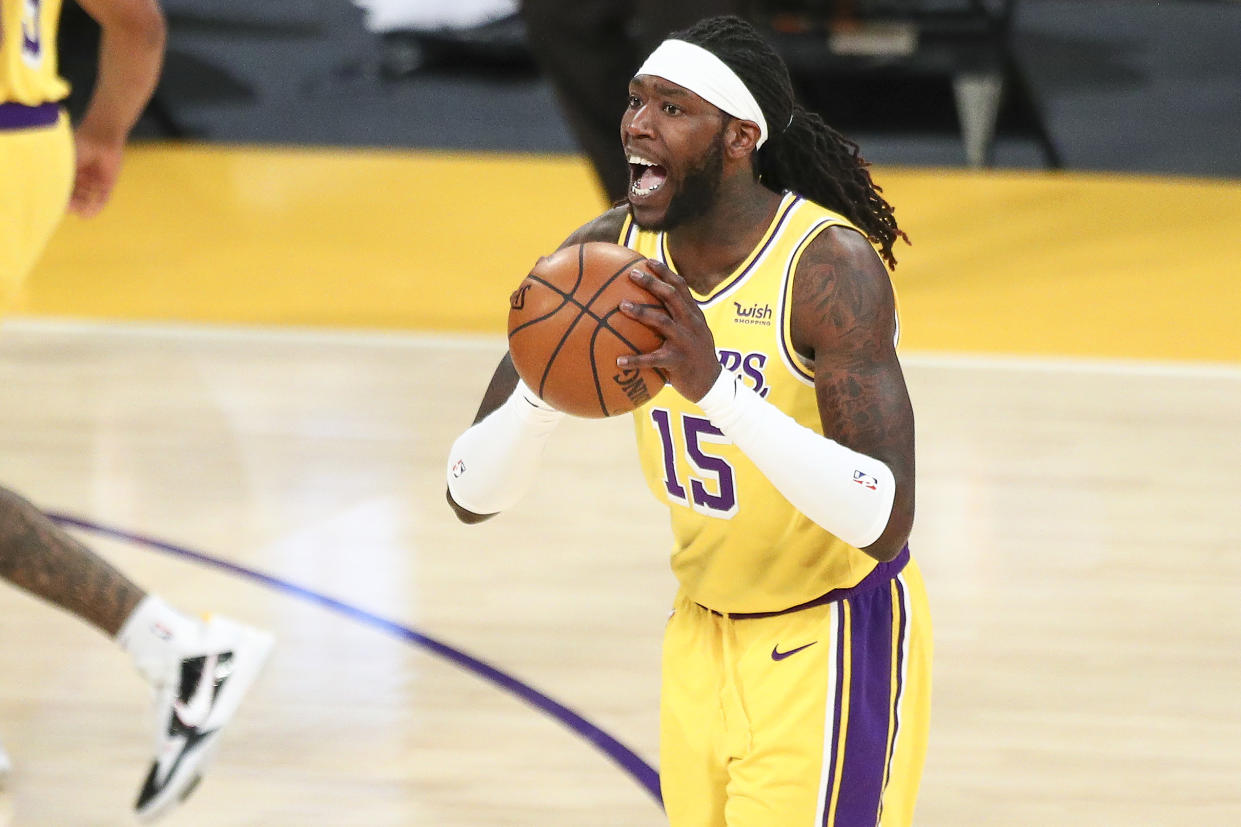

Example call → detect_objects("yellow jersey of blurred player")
1 0 164 299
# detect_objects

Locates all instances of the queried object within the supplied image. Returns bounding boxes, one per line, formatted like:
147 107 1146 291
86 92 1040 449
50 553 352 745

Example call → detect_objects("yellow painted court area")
21 144 1241 362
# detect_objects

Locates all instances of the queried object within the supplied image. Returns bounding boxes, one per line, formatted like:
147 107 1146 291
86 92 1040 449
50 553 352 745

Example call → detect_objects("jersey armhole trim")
779 219 841 386
618 213 636 247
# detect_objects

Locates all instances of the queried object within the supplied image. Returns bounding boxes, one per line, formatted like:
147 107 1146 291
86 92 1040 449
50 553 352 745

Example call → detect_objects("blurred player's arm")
70 0 166 217
445 208 630 524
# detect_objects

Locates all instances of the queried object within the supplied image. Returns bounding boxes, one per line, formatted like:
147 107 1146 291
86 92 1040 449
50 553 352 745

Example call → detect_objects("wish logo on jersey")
717 350 770 398
733 301 773 326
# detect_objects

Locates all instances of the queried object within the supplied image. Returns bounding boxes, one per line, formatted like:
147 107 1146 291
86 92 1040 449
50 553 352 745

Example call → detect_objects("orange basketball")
507 242 667 418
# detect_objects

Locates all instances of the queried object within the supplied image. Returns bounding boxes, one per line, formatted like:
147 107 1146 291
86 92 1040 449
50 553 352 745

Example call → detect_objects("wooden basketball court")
0 146 1238 825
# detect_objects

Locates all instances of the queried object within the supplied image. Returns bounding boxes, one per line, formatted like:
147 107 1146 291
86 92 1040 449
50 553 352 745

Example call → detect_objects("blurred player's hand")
69 131 125 218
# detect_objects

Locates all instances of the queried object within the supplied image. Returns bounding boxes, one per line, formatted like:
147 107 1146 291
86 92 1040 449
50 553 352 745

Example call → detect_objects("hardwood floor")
0 321 1236 825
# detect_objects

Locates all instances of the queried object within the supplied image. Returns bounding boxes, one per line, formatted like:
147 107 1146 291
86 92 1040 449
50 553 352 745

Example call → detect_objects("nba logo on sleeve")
852 470 878 490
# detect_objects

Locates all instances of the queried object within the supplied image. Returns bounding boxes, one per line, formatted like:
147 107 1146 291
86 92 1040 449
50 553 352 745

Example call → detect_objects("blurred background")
29 0 1241 357
56 0 1241 177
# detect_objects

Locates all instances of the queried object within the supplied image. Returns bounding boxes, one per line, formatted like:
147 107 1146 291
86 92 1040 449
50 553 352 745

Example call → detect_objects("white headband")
636 39 769 149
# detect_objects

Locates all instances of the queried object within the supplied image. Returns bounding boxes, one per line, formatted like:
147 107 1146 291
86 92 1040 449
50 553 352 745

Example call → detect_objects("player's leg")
878 559 932 827
0 112 75 794
1 112 273 819
723 569 930 826
0 111 74 302
0 485 275 819
660 593 730 827
720 599 837 824
0 485 145 634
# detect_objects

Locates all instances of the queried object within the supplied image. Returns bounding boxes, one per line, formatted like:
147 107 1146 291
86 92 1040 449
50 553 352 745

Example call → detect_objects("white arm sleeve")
695 369 896 549
446 379 565 515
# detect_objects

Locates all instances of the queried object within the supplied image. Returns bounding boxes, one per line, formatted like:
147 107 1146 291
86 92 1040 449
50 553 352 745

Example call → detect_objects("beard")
635 129 725 232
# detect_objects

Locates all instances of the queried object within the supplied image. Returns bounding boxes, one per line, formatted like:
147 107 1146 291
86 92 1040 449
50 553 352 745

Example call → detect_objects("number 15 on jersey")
649 409 740 519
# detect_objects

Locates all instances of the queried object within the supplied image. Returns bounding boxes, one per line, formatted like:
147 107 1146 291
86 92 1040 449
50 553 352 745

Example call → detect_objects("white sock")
116 595 200 685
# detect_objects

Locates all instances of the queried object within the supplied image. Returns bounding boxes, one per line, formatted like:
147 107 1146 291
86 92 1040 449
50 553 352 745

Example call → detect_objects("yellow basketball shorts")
660 554 932 827
0 104 74 307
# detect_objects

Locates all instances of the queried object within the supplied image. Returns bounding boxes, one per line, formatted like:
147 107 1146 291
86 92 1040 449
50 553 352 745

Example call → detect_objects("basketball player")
1 0 273 819
447 15 931 825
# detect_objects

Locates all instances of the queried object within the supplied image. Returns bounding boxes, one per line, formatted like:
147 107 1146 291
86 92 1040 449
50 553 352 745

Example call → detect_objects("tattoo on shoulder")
791 226 895 358
792 227 909 451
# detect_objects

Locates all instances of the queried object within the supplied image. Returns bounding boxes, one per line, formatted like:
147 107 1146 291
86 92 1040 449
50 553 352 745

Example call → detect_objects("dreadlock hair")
671 16 909 269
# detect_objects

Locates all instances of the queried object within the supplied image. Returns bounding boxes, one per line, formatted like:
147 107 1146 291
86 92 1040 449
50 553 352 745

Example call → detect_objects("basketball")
507 242 667 418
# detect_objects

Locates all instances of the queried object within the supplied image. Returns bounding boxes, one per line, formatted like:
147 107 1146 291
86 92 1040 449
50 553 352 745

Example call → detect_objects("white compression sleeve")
695 369 896 549
446 379 565 514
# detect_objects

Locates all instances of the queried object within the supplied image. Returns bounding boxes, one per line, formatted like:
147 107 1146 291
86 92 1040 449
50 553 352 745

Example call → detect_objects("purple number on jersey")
651 408 688 503
683 415 738 516
649 409 739 517
22 0 44 64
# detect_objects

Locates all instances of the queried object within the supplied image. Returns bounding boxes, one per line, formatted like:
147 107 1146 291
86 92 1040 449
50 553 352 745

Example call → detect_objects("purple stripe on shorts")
821 604 848 826
832 580 896 826
0 102 60 130
881 575 909 814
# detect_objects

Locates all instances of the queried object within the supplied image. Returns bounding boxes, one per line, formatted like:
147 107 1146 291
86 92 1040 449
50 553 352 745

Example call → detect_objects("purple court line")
46 511 664 809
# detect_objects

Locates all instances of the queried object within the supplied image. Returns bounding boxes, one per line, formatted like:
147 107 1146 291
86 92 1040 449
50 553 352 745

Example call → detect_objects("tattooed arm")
790 225 915 562
0 486 143 635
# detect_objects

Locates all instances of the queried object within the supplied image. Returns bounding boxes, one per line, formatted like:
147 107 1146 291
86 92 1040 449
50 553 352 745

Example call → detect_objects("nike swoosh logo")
771 641 817 661
154 652 234 786
173 652 232 730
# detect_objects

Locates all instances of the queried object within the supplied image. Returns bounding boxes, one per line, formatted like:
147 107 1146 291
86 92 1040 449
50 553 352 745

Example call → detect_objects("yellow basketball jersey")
1 0 69 105
621 192 895 614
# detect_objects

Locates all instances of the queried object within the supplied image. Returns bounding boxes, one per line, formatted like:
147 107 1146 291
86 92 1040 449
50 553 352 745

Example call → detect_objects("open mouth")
628 153 668 199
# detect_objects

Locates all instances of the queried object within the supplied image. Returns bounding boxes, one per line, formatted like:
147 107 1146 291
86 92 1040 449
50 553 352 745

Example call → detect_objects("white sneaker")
0 737 11 784
134 616 274 822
